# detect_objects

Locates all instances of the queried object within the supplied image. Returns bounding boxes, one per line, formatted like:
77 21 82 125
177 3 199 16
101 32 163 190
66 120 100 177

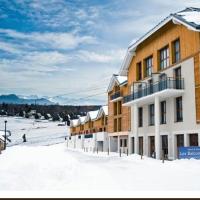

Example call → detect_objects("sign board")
178 146 200 159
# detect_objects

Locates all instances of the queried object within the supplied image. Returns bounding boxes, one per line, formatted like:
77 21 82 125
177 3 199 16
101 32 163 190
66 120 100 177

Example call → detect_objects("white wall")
129 57 200 159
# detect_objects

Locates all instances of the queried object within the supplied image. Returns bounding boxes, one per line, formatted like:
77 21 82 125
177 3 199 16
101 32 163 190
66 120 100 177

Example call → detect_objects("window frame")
159 45 169 70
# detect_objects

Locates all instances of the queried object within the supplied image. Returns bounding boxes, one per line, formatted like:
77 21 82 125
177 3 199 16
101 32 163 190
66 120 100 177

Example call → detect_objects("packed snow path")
0 143 200 191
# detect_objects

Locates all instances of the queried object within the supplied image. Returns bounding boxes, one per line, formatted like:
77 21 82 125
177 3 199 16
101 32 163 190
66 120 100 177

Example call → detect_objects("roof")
107 74 127 92
79 116 86 124
97 105 108 119
119 7 200 76
70 119 79 127
85 110 99 122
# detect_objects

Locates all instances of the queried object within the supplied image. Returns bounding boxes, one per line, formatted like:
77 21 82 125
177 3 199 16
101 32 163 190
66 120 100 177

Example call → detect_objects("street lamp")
4 120 7 150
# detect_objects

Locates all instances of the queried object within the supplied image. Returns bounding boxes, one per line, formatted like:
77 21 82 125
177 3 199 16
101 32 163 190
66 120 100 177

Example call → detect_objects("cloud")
0 29 97 50
77 49 126 63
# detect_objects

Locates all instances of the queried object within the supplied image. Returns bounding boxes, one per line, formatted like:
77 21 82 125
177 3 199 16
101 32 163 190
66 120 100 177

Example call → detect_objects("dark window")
118 101 122 115
148 79 153 94
189 134 198 146
173 39 180 63
174 67 182 89
118 118 122 132
177 134 184 147
159 46 169 70
137 84 143 98
114 102 117 115
84 134 93 139
159 74 167 91
120 139 123 147
138 107 143 127
114 118 117 132
78 135 81 139
137 62 142 80
124 139 127 147
149 104 155 126
145 56 153 77
176 96 183 122
160 101 166 124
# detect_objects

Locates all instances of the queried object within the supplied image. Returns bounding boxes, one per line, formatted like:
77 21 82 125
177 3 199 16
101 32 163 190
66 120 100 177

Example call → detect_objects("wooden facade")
108 82 131 134
127 21 200 124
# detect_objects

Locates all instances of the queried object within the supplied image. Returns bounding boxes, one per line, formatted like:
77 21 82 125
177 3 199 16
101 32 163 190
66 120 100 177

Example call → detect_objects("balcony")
123 78 184 106
110 91 123 102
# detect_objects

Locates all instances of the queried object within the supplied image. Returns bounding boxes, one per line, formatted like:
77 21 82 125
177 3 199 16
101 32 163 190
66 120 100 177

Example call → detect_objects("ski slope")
0 116 68 146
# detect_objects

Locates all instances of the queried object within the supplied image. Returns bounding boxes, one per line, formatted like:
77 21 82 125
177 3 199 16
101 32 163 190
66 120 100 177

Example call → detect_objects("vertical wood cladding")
108 83 130 133
194 52 200 123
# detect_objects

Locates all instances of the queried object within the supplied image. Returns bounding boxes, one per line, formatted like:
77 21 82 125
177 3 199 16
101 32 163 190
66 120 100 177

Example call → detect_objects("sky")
0 0 199 105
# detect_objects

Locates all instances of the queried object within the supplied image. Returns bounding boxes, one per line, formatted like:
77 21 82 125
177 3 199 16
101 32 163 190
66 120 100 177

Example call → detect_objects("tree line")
0 103 101 125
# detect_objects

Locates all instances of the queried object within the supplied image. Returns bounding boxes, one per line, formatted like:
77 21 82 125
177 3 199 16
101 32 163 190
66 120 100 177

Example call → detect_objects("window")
189 134 198 146
176 96 183 122
148 79 153 94
114 102 117 115
105 116 108 125
173 39 180 63
114 118 117 132
124 139 127 147
138 84 143 98
159 46 169 70
118 101 122 115
138 107 143 127
118 117 122 132
137 62 142 80
174 67 182 89
149 104 155 126
145 56 153 77
160 101 166 124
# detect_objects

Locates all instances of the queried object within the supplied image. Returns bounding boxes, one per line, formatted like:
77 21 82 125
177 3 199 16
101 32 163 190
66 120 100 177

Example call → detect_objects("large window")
138 107 143 127
176 96 183 122
118 101 122 115
145 56 153 77
114 102 117 115
149 104 155 126
118 117 122 132
159 46 169 70
173 39 180 64
160 101 166 124
137 62 142 81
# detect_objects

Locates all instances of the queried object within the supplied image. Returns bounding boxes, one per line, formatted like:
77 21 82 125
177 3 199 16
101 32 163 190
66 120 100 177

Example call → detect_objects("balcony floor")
122 89 184 107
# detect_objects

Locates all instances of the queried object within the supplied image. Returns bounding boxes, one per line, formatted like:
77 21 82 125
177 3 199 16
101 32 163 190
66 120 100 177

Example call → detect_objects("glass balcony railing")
110 91 122 101
123 78 184 104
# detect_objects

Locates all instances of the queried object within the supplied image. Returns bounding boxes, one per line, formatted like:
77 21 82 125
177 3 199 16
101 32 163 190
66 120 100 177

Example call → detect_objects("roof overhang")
107 74 127 92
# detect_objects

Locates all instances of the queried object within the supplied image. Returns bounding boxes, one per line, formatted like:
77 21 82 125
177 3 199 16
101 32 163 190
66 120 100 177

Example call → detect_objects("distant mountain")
48 96 106 106
0 94 55 105
0 94 105 106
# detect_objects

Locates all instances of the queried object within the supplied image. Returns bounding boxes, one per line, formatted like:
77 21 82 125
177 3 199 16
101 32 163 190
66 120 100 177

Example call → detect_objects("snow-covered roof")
70 119 79 127
119 7 200 76
97 105 108 119
79 116 86 124
107 74 127 92
84 110 99 122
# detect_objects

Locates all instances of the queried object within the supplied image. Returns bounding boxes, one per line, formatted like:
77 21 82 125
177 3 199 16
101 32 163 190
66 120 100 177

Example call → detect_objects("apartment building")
107 74 131 153
119 7 200 160
68 106 108 151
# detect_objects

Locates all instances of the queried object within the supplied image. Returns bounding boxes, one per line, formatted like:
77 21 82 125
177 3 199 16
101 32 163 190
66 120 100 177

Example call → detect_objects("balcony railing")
110 91 122 101
123 78 184 104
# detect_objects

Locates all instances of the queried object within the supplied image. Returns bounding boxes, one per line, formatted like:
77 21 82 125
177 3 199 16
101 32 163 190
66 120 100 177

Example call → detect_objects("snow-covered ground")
0 116 68 146
0 143 200 197
0 117 200 197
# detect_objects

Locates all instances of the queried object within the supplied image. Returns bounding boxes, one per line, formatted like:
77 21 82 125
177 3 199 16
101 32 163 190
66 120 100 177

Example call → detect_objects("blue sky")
0 0 199 104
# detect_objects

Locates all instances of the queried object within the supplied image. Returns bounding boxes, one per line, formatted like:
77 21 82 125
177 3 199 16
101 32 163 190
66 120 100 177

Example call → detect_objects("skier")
22 134 27 142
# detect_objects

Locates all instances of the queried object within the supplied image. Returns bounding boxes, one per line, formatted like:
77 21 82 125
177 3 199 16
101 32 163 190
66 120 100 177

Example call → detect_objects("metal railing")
110 91 122 101
123 78 184 104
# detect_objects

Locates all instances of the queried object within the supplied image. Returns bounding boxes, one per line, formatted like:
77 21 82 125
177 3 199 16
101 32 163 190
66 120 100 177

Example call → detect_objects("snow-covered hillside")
0 117 68 146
